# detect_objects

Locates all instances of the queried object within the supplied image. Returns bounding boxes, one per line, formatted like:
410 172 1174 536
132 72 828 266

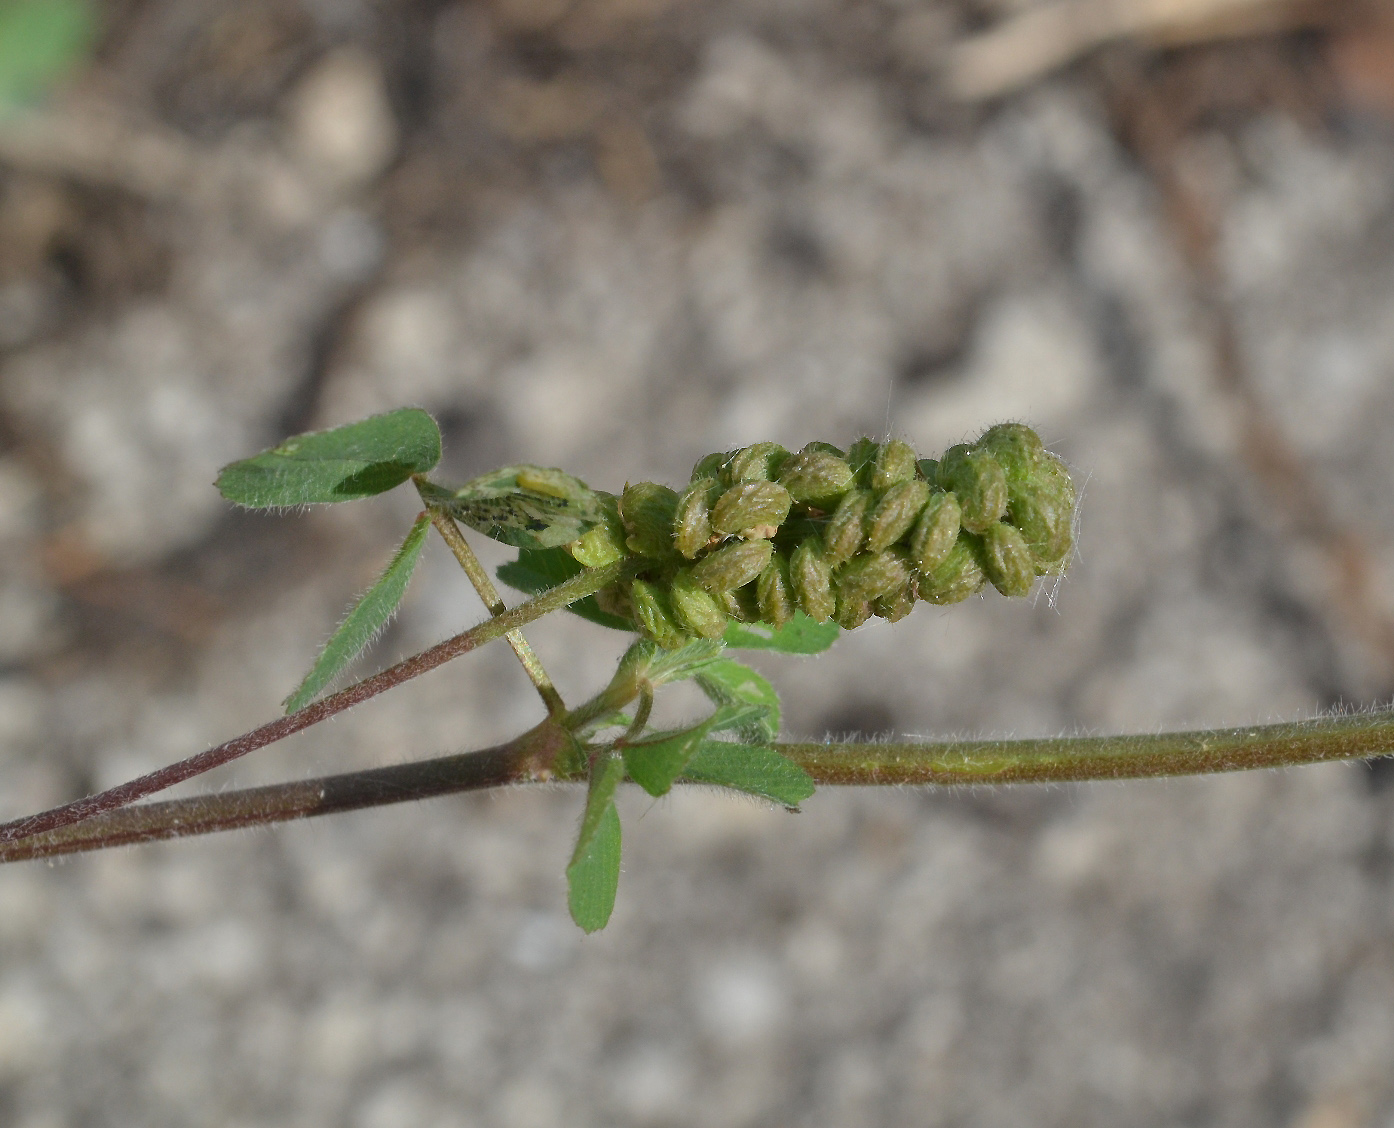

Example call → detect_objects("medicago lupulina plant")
1 409 1392 931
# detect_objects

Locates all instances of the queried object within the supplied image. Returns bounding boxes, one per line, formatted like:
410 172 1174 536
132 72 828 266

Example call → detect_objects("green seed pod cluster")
570 427 1075 648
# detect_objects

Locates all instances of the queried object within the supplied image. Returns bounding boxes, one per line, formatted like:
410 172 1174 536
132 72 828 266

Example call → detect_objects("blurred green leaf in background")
0 0 94 110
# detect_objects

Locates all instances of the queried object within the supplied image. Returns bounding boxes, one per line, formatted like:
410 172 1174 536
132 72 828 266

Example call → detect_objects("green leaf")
682 741 816 808
722 611 840 654
622 720 713 798
422 467 608 550
497 546 631 631
695 658 780 742
284 513 431 713
567 753 625 933
0 0 93 109
644 638 727 686
217 409 442 507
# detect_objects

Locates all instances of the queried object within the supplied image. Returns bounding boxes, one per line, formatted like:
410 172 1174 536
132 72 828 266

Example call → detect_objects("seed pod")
568 493 628 568
834 595 873 630
975 423 1044 487
871 439 918 491
691 451 729 482
873 583 916 623
824 489 871 567
722 442 790 485
835 550 909 603
691 537 773 593
980 522 1035 597
866 479 930 553
937 446 1007 534
845 437 879 485
909 490 961 572
1011 451 1076 572
711 480 792 536
778 450 856 509
673 478 719 559
789 537 835 622
621 482 680 558
631 579 688 649
756 552 796 628
918 538 986 605
669 569 731 639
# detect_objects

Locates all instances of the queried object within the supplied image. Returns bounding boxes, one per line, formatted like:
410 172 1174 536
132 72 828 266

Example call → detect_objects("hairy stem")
0 558 634 845
6 709 1392 863
421 497 565 716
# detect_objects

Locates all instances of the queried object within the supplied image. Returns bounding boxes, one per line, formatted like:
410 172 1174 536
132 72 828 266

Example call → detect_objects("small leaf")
217 409 442 507
496 546 631 630
423 467 608 550
0 0 93 109
645 638 727 686
682 741 816 807
568 753 625 933
722 611 840 654
284 513 431 713
623 721 713 797
696 658 780 742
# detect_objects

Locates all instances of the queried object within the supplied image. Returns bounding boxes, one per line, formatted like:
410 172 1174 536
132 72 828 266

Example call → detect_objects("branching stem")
5 708 1393 864
0 558 635 845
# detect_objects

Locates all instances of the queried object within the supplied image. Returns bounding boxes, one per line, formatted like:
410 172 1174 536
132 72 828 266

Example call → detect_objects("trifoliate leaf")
496 546 632 631
567 752 625 933
682 741 815 808
695 658 780 742
722 611 840 654
422 466 607 550
284 513 431 713
217 409 441 507
622 721 714 798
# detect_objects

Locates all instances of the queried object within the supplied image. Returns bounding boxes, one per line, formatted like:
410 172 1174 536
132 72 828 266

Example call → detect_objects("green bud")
866 478 930 553
979 522 1035 598
778 450 856 509
909 490 961 572
834 595 873 630
789 537 835 622
673 478 719 559
722 442 790 485
823 489 871 567
756 552 796 628
691 537 773 593
974 423 1044 487
711 481 793 536
845 437 879 485
568 492 628 568
873 583 916 623
918 537 986 605
937 446 1007 534
691 451 729 482
669 569 731 639
631 579 688 649
835 550 910 603
621 482 680 558
871 439 918 491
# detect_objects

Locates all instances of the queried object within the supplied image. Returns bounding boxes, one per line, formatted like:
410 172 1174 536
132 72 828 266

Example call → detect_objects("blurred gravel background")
6 1 1394 1125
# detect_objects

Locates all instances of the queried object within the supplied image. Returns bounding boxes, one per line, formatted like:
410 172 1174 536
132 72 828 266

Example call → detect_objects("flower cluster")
566 424 1075 648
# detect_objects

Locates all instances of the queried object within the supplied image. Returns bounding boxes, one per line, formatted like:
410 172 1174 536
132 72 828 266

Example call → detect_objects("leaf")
722 611 840 654
284 513 431 713
0 0 93 109
423 467 608 550
622 721 713 798
644 638 727 686
567 753 625 933
497 546 631 631
695 658 780 742
217 409 441 507
682 741 816 808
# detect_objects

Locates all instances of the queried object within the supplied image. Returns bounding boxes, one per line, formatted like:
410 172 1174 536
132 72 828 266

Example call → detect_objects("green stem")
0 557 636 845
420 497 565 716
5 709 1391 864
